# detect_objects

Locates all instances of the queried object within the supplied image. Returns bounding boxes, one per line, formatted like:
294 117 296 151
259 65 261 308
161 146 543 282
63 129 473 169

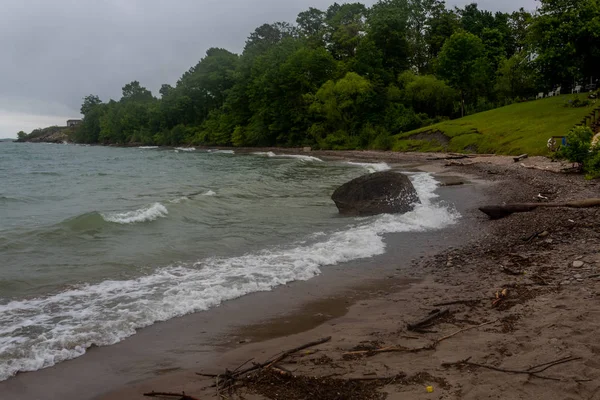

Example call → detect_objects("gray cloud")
0 0 536 137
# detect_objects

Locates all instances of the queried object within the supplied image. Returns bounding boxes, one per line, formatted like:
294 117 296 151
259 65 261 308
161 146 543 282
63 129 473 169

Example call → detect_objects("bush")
557 126 600 178
564 95 591 108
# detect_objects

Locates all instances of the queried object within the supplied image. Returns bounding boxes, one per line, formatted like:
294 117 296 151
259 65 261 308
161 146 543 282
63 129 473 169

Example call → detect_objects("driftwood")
479 198 600 220
143 392 200 400
443 356 589 382
513 154 528 162
344 320 497 356
197 336 332 392
407 308 449 331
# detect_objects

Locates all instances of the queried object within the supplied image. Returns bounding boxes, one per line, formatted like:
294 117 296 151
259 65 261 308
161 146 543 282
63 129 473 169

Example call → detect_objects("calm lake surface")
0 142 458 380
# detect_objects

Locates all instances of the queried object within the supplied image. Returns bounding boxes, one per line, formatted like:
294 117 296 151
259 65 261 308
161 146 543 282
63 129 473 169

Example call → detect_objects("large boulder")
332 171 420 216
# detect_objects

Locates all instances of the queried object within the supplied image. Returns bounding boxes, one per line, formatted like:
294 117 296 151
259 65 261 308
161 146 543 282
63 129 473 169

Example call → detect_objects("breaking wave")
346 162 391 173
0 173 458 381
101 203 168 224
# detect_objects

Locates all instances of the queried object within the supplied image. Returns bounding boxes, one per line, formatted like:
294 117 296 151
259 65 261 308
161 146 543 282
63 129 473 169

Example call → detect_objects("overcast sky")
0 0 537 138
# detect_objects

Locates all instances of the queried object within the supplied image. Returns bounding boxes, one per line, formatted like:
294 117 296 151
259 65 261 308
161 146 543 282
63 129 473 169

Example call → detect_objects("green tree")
531 0 600 87
307 72 376 147
17 131 27 140
437 31 486 117
494 52 536 101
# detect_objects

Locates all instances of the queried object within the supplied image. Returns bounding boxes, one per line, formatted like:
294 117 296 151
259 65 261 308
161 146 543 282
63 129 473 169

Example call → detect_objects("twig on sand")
198 336 332 392
443 356 590 382
143 391 200 400
433 299 483 307
344 320 498 356
407 308 449 332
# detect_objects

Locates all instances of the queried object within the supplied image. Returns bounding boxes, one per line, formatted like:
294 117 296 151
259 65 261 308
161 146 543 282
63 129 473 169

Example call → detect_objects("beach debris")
143 391 200 400
513 154 529 162
344 320 498 356
479 198 600 220
407 308 450 332
196 336 332 394
433 299 483 307
492 289 509 308
442 356 589 382
426 385 434 393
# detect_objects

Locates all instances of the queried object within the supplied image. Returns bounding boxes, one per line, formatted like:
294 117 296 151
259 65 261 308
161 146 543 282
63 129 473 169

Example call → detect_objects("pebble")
560 280 571 285
573 261 585 268
574 274 583 279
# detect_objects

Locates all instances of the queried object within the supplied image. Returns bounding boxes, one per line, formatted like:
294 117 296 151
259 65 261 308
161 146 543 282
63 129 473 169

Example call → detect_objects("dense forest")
72 0 599 149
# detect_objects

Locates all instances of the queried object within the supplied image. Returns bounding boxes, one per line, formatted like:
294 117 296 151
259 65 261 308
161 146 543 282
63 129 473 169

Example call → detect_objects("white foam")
101 203 168 224
203 190 216 196
208 149 235 154
346 162 391 173
175 147 195 152
138 146 159 149
253 152 323 162
169 197 189 204
0 173 458 381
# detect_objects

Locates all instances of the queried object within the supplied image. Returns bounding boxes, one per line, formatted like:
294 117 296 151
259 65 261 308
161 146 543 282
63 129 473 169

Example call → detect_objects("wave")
101 203 168 224
169 196 189 204
138 146 159 149
203 190 216 196
346 162 391 173
175 147 196 152
253 152 323 162
208 149 235 154
0 173 457 381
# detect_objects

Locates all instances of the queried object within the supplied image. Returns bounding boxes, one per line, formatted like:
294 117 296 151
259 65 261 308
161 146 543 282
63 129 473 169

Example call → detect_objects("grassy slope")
394 95 597 156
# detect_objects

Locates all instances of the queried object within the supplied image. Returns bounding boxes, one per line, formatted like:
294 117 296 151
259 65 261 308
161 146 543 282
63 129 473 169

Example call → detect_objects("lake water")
0 142 458 381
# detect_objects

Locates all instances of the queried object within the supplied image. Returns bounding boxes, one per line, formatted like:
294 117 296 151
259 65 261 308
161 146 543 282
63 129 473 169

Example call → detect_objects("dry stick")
344 320 497 356
443 356 589 382
433 299 483 307
407 308 449 331
207 336 332 389
479 198 600 220
143 391 201 400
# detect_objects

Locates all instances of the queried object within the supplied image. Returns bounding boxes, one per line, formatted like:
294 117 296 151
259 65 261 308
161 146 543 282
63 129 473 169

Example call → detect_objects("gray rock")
573 261 585 268
331 171 420 216
574 274 583 279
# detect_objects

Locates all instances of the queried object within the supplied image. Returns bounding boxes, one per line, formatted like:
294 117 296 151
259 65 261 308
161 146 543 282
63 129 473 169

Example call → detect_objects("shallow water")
0 142 458 380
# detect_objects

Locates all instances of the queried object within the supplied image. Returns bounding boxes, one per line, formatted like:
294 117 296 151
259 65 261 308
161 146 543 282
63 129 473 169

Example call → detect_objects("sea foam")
346 161 391 173
101 203 168 224
253 152 323 162
0 173 457 381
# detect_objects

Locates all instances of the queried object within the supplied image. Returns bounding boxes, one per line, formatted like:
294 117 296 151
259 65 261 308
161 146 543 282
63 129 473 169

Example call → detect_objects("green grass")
394 95 598 156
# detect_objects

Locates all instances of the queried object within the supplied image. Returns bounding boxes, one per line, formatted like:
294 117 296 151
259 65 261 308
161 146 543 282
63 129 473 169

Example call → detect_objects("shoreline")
3 151 598 399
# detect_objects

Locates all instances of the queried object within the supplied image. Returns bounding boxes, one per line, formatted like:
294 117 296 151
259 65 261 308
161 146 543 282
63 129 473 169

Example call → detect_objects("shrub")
557 126 600 178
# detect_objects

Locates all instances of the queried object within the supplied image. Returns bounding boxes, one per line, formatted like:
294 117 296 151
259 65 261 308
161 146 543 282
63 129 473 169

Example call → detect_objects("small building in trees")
67 119 82 127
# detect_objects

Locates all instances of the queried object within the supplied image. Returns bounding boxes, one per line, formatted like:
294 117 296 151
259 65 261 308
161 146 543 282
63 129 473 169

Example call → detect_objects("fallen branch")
479 198 600 220
407 308 449 332
143 391 200 400
443 356 587 382
433 299 483 307
199 336 332 392
345 320 497 356
513 154 528 162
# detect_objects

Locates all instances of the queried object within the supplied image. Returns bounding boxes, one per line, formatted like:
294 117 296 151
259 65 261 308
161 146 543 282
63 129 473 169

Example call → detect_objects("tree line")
72 0 600 150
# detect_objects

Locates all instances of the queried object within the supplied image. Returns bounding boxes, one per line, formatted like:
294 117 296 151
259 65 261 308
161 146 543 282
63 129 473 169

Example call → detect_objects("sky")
0 0 537 138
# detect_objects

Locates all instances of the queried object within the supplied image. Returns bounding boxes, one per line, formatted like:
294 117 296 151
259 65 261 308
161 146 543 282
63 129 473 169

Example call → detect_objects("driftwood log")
479 198 600 220
513 154 528 162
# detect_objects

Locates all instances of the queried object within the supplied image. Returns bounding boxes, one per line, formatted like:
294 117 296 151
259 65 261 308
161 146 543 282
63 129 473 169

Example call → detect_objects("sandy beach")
3 151 600 399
